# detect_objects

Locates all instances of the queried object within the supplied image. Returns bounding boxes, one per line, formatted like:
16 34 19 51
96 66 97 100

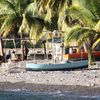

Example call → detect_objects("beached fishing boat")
26 60 88 71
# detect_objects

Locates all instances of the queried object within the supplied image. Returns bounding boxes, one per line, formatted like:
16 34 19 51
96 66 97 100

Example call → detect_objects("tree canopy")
65 0 100 65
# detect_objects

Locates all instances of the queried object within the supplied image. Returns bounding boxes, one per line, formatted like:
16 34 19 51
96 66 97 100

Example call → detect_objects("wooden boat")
26 60 88 71
64 51 100 61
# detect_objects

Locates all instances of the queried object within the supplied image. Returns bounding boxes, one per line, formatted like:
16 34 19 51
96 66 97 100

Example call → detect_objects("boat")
26 60 88 71
64 51 100 61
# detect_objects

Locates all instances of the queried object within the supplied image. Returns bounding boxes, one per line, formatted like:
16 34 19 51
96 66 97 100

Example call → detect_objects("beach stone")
46 79 49 82
90 83 95 86
60 78 64 81
86 76 89 78
94 75 98 78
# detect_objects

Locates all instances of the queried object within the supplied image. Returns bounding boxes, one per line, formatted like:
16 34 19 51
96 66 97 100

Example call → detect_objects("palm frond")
0 0 16 14
18 14 29 35
29 18 47 40
66 6 96 27
0 1 16 15
94 20 100 32
65 25 96 44
92 38 100 49
0 14 18 37
65 21 100 52
25 2 44 19
78 0 100 20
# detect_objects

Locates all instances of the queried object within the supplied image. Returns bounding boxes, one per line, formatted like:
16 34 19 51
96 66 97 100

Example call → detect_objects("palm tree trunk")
83 43 87 52
88 49 93 67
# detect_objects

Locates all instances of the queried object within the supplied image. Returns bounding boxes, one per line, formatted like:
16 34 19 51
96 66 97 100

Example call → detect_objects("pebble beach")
0 60 100 94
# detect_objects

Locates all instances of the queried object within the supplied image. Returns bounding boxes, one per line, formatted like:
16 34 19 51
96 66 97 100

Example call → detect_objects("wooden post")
21 34 24 61
0 37 4 56
46 33 48 59
44 43 46 59
52 32 54 61
61 33 64 61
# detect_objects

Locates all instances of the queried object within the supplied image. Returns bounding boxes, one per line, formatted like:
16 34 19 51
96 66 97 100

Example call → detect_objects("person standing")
24 47 29 60
11 50 17 61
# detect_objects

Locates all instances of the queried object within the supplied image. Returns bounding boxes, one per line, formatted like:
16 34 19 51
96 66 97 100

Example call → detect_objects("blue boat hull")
26 60 88 71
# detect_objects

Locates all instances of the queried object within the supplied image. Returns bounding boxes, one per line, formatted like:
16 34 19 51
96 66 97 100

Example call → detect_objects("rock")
60 78 64 81
94 75 97 78
90 83 95 86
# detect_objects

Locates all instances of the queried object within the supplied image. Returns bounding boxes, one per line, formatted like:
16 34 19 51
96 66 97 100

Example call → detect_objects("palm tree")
0 0 33 58
65 25 100 65
65 0 100 66
0 0 34 36
0 0 49 60
23 0 71 59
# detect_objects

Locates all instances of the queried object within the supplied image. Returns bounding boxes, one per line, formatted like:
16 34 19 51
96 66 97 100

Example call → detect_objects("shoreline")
0 60 100 94
0 82 100 95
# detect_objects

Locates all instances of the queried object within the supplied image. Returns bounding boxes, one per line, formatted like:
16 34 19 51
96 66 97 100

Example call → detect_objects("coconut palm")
65 0 100 27
0 0 33 58
0 0 34 36
65 0 100 66
0 0 50 60
24 0 71 59
65 25 100 65
0 0 61 40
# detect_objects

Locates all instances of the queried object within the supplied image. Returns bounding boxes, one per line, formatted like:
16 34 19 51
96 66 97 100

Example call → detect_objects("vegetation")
0 0 49 59
65 0 100 66
0 0 99 65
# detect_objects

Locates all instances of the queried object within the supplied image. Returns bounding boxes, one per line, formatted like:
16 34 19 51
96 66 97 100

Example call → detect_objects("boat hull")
26 60 88 71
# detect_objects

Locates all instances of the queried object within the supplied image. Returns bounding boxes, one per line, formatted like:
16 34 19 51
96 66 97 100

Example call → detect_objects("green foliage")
65 0 100 65
0 0 100 51
0 0 30 37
